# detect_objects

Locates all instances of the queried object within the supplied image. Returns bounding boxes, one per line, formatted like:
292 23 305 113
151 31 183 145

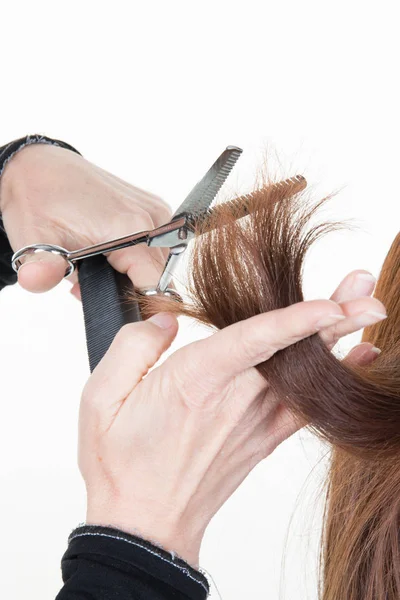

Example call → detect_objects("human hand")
78 270 385 567
0 143 171 298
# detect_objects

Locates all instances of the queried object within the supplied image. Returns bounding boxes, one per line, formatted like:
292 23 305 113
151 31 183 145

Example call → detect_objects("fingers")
243 339 383 468
318 269 385 348
67 203 171 301
17 251 69 293
69 281 82 301
250 340 382 457
344 342 381 366
105 209 169 290
330 269 376 303
187 299 347 387
262 401 303 454
81 313 179 420
318 296 387 348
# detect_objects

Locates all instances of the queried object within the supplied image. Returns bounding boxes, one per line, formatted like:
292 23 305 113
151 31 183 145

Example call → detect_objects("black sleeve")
0 134 82 291
56 524 209 600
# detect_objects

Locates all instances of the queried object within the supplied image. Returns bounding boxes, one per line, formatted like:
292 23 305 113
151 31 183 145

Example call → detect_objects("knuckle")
157 206 173 225
114 322 140 348
169 348 218 406
133 207 155 229
138 195 172 228
239 318 276 364
80 379 102 414
150 194 172 216
321 326 341 349
115 322 161 352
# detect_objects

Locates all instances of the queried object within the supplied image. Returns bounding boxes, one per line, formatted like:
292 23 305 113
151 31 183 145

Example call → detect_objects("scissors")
11 146 306 371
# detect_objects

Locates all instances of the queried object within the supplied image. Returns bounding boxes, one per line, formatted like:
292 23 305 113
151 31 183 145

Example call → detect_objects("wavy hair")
130 174 400 599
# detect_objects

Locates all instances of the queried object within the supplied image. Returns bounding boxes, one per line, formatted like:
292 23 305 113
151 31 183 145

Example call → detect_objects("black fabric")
0 225 17 288
78 255 141 372
0 135 210 599
57 525 209 600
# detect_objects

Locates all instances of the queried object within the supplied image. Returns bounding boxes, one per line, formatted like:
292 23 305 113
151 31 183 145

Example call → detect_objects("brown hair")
131 175 400 599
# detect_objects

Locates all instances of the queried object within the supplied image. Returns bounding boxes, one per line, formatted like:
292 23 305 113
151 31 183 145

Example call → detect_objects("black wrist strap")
0 133 82 179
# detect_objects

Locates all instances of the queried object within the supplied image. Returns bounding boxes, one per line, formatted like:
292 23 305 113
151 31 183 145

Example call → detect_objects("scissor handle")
77 255 142 372
11 244 75 277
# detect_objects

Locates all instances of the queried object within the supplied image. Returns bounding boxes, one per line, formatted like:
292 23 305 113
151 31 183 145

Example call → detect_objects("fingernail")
336 272 377 303
352 310 387 328
148 312 176 329
315 313 346 330
356 273 376 283
371 346 382 354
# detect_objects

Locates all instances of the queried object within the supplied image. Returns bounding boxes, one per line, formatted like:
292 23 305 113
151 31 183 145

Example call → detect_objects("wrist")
0 142 72 213
86 503 205 568
0 144 41 213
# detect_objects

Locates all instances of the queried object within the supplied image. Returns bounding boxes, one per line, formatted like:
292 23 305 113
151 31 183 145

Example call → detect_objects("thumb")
81 312 179 417
17 251 68 293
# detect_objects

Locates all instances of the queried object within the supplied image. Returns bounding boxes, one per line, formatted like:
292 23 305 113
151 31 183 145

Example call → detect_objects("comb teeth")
191 174 308 230
273 174 306 189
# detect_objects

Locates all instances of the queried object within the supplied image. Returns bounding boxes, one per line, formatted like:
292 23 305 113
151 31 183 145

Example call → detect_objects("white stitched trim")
199 567 222 599
69 531 209 594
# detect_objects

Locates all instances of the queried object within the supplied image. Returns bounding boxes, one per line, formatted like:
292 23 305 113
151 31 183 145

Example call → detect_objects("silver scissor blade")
172 145 243 220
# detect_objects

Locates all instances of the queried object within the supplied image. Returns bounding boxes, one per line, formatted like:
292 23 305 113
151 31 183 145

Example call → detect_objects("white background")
1 1 399 599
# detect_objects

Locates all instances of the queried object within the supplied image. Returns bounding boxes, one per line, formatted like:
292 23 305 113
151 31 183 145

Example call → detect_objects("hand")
78 270 385 567
0 143 172 298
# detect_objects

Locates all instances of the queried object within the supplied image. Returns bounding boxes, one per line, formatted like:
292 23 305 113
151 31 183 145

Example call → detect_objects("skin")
0 143 386 567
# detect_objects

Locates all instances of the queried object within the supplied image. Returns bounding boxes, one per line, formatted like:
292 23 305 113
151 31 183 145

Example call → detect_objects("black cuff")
59 524 210 599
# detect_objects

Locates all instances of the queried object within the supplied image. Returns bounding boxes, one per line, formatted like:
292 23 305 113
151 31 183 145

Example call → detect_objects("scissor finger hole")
12 245 74 277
